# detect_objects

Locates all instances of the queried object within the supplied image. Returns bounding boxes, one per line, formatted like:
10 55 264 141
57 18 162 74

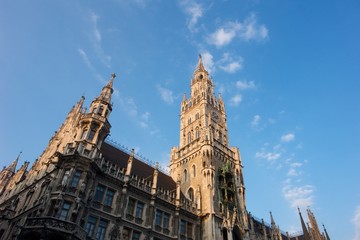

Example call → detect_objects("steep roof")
100 142 176 191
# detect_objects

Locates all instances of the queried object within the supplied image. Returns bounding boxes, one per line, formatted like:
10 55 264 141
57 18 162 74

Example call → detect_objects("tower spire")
196 54 205 72
298 208 311 240
7 151 22 173
99 73 115 103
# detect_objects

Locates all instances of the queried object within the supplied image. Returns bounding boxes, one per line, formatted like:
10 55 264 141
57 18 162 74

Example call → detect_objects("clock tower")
169 55 249 240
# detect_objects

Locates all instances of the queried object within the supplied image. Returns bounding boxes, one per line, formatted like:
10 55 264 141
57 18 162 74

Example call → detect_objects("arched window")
187 132 192 144
81 129 88 140
187 188 194 201
88 129 96 141
195 127 200 139
183 169 188 183
192 165 196 177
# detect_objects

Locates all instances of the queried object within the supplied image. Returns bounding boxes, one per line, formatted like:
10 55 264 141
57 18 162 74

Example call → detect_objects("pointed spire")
298 208 311 240
98 73 115 103
7 151 21 173
323 224 330 240
270 211 275 225
196 54 205 72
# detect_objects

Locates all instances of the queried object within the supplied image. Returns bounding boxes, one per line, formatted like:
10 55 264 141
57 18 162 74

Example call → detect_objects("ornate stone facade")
0 57 329 240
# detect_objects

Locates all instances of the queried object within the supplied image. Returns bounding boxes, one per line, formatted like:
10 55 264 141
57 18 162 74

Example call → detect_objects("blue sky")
1 0 359 239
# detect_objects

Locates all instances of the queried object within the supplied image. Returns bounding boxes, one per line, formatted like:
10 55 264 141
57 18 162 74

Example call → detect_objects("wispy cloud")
89 10 111 68
229 94 242 106
236 80 257 90
281 133 295 142
352 205 360 240
251 114 261 127
157 85 175 105
239 13 268 41
78 48 108 85
282 180 315 208
207 22 240 47
207 13 268 47
219 53 243 73
255 150 281 162
179 0 204 32
287 162 303 177
78 48 93 69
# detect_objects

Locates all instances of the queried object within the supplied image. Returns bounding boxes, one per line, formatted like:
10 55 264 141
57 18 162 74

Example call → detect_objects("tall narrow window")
155 210 162 226
94 185 106 202
71 170 82 188
180 220 186 235
95 219 108 240
183 169 188 183
163 213 170 229
59 202 71 220
135 201 144 219
88 129 96 141
192 165 196 177
187 222 193 237
85 215 97 237
195 127 200 139
127 198 136 215
188 188 194 201
187 132 192 144
103 189 115 207
81 129 88 140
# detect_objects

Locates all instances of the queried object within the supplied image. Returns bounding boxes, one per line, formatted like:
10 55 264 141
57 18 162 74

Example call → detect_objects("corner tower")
170 56 248 240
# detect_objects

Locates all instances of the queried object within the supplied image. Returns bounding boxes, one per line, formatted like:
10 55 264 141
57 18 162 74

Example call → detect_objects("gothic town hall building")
0 56 330 240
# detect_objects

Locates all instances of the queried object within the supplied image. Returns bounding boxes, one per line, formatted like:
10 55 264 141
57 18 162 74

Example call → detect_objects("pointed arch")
187 187 194 201
222 228 228 240
183 169 188 183
191 164 196 177
232 225 242 240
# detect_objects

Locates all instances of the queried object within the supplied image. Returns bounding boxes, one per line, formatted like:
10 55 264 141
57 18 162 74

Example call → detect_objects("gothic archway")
222 228 228 240
232 225 242 240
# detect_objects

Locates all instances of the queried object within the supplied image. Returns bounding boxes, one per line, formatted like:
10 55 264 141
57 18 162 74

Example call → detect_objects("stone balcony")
20 217 86 240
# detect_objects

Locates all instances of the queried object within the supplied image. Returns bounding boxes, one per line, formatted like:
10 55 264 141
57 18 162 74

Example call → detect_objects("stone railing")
24 217 87 240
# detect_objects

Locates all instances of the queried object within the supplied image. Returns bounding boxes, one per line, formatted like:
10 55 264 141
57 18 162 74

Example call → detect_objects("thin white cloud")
207 13 268 47
157 85 175 105
352 205 360 240
139 112 150 128
88 10 111 68
282 181 315 208
287 162 303 177
236 80 256 90
179 0 204 32
281 133 295 142
255 151 281 161
207 22 240 47
219 53 243 73
251 115 261 127
229 94 242 106
78 48 93 69
239 13 268 41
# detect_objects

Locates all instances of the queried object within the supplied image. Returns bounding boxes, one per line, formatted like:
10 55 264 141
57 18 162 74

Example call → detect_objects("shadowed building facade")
0 57 329 240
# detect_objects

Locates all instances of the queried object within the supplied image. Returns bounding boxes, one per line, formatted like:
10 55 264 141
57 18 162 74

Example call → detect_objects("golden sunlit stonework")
0 57 330 240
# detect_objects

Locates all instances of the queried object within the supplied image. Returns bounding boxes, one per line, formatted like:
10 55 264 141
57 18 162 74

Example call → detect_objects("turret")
298 208 311 240
0 152 21 196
